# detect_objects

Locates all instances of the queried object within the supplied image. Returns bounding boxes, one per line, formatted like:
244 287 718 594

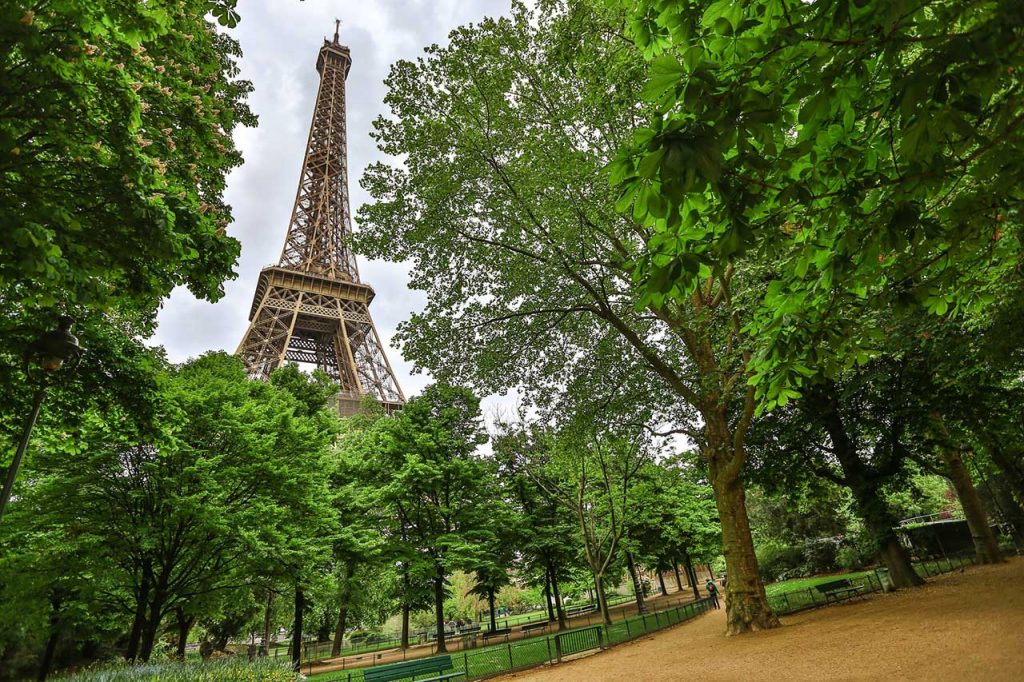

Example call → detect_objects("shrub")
58 657 299 681
756 541 804 582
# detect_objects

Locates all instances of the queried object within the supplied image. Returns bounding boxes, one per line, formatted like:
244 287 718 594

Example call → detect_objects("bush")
58 657 299 681
756 541 804 582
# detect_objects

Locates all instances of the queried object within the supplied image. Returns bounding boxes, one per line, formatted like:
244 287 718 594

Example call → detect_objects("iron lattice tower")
237 23 404 415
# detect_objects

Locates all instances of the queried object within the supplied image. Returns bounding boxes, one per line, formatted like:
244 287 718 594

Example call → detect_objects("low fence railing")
311 597 715 681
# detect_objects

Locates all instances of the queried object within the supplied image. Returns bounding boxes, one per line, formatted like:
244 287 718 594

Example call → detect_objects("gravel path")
495 557 1024 681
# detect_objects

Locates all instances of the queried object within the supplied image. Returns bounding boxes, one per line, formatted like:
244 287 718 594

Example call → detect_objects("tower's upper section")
277 20 360 282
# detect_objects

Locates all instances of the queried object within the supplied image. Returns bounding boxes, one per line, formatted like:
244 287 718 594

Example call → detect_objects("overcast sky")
152 1 514 405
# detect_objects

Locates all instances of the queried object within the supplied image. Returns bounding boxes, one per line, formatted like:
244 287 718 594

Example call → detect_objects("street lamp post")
0 316 82 524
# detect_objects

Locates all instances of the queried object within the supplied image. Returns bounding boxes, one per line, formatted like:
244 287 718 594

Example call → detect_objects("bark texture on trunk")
291 587 304 673
625 552 646 613
705 408 779 635
941 448 1003 564
673 560 684 592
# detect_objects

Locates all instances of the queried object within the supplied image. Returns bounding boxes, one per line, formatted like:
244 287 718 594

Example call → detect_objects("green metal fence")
311 597 714 682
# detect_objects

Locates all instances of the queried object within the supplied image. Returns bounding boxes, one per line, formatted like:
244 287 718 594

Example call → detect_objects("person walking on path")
705 579 720 609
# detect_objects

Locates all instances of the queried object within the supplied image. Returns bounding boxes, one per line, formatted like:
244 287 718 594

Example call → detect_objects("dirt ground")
495 557 1024 682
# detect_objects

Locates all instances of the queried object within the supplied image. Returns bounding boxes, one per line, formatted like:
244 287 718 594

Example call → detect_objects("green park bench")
363 654 466 682
521 621 549 635
813 579 865 604
481 627 512 643
564 604 597 617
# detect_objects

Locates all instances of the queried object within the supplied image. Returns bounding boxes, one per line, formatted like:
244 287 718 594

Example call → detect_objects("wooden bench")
481 627 512 643
813 579 865 604
363 654 465 682
521 621 549 635
565 604 597 617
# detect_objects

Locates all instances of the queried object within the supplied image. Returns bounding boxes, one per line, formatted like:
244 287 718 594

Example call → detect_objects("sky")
152 0 514 405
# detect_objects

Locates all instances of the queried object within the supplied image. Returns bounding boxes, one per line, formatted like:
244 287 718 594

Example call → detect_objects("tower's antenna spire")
333 18 340 44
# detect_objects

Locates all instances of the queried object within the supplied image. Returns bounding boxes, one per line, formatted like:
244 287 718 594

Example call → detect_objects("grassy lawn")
764 569 876 598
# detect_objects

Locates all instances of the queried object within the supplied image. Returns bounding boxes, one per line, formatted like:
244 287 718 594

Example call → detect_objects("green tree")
357 0 777 634
617 0 1024 409
1 0 253 319
367 384 490 654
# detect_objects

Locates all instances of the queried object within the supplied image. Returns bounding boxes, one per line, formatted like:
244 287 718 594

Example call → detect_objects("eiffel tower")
237 21 404 415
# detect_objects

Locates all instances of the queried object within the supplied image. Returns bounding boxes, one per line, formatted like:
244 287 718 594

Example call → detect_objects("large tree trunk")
683 550 700 600
941 447 1003 564
625 551 647 613
548 563 567 630
657 570 668 596
291 586 304 673
705 407 778 634
433 568 447 654
125 565 152 661
673 560 684 592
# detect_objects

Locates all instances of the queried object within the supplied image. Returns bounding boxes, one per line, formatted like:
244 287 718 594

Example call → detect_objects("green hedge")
58 657 300 681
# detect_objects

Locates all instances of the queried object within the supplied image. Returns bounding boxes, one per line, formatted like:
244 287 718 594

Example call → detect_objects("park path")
494 557 1024 681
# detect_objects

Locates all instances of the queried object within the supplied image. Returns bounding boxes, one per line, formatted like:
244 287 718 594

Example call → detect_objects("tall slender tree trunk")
657 571 668 596
593 574 611 625
673 560 684 592
139 588 166 662
625 552 646 613
433 568 448 654
548 563 567 630
400 566 411 649
174 608 193 659
941 447 1003 563
487 587 497 632
683 551 700 600
331 562 355 657
260 590 273 657
331 604 349 658
291 586 304 673
401 603 411 649
126 565 152 661
37 591 62 681
542 569 555 623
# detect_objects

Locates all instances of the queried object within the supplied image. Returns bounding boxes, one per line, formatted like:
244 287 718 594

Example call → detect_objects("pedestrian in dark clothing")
705 579 721 609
